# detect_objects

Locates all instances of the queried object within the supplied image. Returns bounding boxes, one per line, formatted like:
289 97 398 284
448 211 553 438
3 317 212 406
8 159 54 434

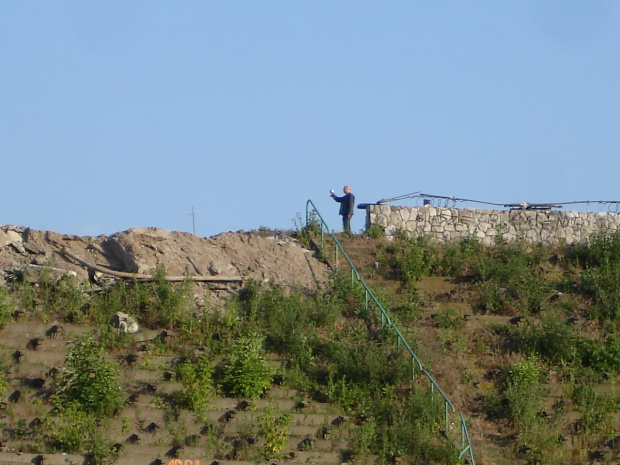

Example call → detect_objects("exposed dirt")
0 225 330 293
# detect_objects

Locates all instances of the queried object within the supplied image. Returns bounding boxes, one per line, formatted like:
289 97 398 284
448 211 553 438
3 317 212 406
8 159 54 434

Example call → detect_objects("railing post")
334 243 339 271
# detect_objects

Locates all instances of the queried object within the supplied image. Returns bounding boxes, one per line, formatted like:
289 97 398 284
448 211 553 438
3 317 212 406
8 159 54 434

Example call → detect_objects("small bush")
257 402 291 459
52 333 125 416
514 313 579 365
364 221 385 239
49 407 120 465
380 234 439 285
221 333 274 399
437 235 482 276
0 286 11 329
175 354 214 412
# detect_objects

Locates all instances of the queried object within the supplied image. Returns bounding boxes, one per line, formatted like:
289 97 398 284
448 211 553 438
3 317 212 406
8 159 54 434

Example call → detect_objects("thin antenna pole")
189 207 196 235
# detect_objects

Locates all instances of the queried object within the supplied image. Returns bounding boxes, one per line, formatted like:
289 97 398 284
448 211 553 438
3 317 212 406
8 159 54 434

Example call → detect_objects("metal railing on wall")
306 199 476 465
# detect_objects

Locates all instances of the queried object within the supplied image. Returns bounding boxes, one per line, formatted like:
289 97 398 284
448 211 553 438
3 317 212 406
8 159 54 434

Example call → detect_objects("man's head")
343 185 351 194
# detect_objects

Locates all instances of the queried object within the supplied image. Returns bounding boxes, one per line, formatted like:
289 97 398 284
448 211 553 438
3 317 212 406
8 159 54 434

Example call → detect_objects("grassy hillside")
336 229 620 465
1 229 620 464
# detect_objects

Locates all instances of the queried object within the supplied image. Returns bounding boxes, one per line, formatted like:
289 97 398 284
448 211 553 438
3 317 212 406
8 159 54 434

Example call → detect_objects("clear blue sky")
2 2 619 237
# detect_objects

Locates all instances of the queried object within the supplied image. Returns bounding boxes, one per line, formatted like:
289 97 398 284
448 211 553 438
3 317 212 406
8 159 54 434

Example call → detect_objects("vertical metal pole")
335 243 339 271
190 207 196 235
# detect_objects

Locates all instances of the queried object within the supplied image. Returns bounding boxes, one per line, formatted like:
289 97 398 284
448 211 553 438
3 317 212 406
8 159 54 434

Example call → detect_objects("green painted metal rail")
306 199 476 465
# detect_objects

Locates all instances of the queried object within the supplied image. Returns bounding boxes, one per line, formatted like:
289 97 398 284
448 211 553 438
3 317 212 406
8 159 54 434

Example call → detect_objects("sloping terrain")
337 234 620 465
3 225 620 465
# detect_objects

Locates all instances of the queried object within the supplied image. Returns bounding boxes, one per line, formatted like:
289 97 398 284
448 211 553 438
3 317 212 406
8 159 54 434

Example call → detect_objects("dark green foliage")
380 234 439 285
579 263 620 320
0 286 10 329
436 235 483 276
513 313 579 364
472 241 551 315
568 230 620 268
52 333 125 417
434 308 462 329
372 388 459 464
567 231 620 321
325 323 411 388
579 332 620 374
294 211 322 247
49 407 121 465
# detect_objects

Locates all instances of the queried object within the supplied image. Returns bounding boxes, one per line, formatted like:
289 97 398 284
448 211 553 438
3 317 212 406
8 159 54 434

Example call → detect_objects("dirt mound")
0 225 329 292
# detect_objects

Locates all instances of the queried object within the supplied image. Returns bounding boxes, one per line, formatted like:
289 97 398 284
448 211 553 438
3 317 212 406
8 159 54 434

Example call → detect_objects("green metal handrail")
306 199 476 465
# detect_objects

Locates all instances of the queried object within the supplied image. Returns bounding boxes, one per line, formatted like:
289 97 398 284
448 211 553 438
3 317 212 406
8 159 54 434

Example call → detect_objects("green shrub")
434 308 462 329
364 221 385 239
175 354 214 412
507 355 542 388
49 407 120 465
294 211 322 247
257 402 291 459
579 262 620 321
373 389 458 464
325 322 411 388
52 332 125 416
514 313 579 365
0 286 11 329
149 266 191 327
437 235 482 276
221 333 274 399
569 230 620 268
380 234 439 285
473 241 551 315
579 332 620 373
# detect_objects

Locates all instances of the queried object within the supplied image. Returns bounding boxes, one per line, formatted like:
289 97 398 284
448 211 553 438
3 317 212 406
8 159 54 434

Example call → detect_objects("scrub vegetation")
2 228 620 464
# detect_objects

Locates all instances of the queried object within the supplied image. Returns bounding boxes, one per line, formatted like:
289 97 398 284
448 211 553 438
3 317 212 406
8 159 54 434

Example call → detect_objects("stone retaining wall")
366 205 620 245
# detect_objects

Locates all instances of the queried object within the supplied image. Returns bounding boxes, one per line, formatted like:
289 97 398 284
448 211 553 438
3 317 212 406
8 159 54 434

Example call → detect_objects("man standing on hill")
330 185 355 234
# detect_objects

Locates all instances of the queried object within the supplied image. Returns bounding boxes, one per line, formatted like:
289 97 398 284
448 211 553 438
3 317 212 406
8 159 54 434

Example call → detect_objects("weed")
570 383 613 434
257 402 291 459
293 211 322 247
364 221 385 239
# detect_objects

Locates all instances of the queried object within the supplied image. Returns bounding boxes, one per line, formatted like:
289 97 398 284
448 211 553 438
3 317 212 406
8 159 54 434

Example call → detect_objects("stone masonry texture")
367 205 620 245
